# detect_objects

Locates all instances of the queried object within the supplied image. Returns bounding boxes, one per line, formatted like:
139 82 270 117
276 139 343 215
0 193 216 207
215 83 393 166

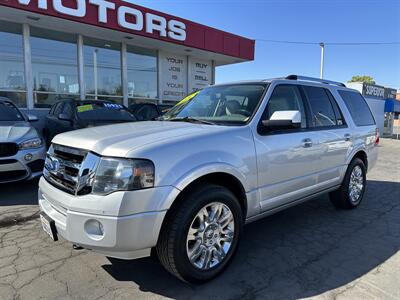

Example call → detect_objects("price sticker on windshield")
77 104 94 113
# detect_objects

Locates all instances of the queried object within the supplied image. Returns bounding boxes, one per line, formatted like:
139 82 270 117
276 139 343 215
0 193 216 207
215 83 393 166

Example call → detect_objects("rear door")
301 85 350 189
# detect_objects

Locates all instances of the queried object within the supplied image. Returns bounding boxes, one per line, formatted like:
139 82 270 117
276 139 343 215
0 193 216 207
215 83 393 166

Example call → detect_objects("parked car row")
0 98 172 183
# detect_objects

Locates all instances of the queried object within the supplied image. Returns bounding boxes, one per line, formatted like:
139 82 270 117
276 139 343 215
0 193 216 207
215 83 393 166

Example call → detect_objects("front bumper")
38 177 179 259
0 146 46 183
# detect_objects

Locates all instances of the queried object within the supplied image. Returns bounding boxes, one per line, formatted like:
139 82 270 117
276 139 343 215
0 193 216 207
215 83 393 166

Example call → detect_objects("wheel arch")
157 172 248 246
351 150 368 171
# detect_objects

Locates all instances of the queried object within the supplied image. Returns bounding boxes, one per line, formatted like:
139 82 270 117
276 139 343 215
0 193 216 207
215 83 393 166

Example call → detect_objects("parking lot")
0 139 399 300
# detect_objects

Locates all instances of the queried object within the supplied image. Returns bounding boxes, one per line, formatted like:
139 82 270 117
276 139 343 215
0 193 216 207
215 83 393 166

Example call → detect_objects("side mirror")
262 110 301 130
58 113 72 122
27 114 38 122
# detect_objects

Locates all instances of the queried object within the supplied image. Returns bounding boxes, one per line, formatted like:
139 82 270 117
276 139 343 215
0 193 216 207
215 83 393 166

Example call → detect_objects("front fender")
156 162 251 212
173 162 249 192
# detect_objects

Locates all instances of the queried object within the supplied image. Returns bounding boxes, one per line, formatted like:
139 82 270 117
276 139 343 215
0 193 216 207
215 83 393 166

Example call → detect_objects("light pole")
320 42 325 79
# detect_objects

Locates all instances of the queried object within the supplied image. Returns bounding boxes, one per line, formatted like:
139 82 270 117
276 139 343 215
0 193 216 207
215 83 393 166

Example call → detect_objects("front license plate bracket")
40 213 58 241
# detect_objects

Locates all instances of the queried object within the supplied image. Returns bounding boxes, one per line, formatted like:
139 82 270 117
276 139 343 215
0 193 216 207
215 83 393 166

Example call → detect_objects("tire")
156 184 243 283
330 158 367 209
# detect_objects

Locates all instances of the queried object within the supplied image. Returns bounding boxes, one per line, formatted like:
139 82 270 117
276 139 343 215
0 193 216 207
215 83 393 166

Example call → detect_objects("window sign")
160 51 187 101
188 58 212 93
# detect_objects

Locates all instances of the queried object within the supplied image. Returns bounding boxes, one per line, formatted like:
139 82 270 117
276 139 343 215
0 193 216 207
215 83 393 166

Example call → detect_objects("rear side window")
325 90 346 126
338 91 375 126
329 95 345 126
303 86 337 127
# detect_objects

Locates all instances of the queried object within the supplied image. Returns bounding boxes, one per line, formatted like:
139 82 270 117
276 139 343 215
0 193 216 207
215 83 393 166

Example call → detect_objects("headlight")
19 138 43 150
92 158 154 195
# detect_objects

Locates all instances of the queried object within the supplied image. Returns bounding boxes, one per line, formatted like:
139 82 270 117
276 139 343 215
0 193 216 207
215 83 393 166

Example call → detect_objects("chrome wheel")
186 202 235 270
349 166 364 203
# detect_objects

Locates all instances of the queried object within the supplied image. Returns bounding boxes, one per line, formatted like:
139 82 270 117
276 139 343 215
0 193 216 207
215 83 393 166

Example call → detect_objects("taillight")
375 128 380 146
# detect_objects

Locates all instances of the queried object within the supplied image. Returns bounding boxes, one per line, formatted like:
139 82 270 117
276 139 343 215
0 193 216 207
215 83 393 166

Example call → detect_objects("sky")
130 0 400 89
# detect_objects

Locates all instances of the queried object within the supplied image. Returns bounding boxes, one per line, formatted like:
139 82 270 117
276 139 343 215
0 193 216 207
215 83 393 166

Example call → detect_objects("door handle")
302 138 313 148
344 133 352 141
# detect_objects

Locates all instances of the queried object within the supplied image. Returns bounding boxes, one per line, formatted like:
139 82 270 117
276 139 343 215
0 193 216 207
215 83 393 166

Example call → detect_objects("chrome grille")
44 144 100 195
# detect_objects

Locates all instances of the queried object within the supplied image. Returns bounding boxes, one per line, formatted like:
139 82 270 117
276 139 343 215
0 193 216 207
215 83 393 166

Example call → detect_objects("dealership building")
0 0 255 115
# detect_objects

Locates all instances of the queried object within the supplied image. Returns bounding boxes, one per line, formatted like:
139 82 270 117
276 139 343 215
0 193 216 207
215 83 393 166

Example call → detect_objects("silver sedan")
0 97 46 183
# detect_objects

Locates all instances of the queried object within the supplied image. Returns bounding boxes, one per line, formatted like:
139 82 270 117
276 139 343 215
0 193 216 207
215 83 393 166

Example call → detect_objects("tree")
349 75 376 84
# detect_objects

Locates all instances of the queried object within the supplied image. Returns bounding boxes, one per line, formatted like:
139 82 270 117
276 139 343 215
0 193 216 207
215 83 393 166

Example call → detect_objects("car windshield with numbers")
161 84 267 125
76 102 137 122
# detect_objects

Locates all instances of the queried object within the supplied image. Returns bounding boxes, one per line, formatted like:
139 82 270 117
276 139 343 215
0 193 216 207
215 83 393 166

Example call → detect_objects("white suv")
39 75 379 283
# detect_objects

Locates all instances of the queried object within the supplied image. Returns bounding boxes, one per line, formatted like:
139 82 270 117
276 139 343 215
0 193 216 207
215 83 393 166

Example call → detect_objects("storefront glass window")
31 27 79 108
0 21 26 107
84 38 122 103
127 45 157 104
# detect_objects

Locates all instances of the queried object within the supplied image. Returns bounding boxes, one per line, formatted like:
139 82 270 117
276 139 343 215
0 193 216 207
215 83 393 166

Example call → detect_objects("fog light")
84 219 105 240
24 153 33 161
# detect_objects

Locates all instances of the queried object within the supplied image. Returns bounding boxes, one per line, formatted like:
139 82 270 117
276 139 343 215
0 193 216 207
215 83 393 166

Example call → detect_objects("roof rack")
285 75 346 87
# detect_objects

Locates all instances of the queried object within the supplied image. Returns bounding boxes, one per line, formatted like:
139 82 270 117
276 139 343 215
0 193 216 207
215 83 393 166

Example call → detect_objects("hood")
0 121 38 143
52 121 231 157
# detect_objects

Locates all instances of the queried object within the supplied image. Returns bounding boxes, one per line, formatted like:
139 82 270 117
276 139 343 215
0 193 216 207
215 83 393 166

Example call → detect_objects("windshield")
161 84 267 125
0 101 25 122
76 102 137 122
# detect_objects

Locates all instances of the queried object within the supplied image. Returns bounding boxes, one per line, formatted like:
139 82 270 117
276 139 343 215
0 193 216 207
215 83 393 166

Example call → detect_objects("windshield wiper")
169 116 216 125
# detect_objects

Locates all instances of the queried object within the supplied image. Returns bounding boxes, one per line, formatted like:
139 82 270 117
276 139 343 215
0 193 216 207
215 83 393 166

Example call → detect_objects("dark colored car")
128 103 161 121
128 103 174 121
43 100 137 147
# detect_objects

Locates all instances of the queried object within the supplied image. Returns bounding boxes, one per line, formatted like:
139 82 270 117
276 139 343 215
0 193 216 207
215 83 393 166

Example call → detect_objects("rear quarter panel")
329 88 378 172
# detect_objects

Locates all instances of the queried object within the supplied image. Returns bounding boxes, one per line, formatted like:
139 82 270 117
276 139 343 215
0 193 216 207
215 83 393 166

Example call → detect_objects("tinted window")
76 102 136 121
0 101 24 121
326 91 346 126
134 104 159 121
62 103 74 118
49 104 56 115
303 86 337 127
53 103 63 116
338 90 375 126
266 85 307 128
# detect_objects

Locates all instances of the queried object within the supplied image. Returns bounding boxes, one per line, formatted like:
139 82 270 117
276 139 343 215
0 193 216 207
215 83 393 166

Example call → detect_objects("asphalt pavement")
0 139 399 300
